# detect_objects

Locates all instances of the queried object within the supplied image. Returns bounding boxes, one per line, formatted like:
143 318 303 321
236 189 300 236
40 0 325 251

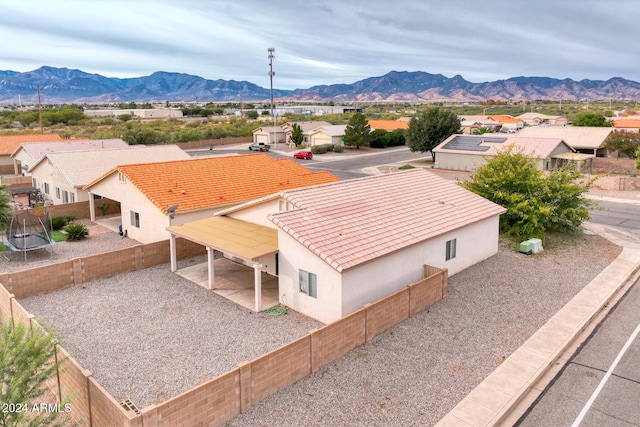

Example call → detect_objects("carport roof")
167 216 278 261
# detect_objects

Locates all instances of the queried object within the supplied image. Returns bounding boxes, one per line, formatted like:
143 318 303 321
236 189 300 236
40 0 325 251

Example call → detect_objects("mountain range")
2 66 640 104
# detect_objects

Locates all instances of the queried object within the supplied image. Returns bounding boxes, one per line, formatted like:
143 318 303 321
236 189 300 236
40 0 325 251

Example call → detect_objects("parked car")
293 150 313 160
249 142 270 151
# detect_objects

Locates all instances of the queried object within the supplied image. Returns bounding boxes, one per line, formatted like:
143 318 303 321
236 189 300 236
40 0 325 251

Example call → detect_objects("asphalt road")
589 200 640 230
188 145 432 180
517 277 640 427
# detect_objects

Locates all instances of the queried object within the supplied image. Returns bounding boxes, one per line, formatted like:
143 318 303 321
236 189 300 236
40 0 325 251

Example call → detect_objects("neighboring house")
309 125 347 147
251 126 286 144
84 108 183 119
612 118 640 132
433 134 583 171
84 154 339 244
281 121 331 146
28 145 190 205
0 133 64 174
458 116 503 134
517 126 614 156
516 113 569 126
12 138 128 175
368 120 409 131
167 169 505 323
489 115 525 131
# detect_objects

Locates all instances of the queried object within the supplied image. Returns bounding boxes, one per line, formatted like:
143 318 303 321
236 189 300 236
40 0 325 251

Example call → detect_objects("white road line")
572 322 640 426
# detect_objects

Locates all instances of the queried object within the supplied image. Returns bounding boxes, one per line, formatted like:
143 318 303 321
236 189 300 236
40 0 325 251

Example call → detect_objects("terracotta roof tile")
85 153 339 214
0 133 64 155
488 115 522 123
613 119 640 129
368 120 409 131
269 169 505 272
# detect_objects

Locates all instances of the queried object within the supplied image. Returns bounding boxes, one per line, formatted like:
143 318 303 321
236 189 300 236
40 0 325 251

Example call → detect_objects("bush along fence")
173 136 252 150
0 241 447 427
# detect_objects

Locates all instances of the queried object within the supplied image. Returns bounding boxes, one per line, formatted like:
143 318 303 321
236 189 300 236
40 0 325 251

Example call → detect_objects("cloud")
1 1 639 89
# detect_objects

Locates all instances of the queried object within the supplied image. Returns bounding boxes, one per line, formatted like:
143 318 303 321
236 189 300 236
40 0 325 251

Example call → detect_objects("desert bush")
65 223 89 241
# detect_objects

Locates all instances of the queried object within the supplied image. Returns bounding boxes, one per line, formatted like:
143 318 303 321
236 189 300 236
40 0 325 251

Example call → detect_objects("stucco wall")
30 162 87 204
340 215 499 319
277 230 343 323
228 199 280 229
435 151 490 171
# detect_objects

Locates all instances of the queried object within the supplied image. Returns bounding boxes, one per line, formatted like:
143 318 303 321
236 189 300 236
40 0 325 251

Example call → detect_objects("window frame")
130 210 140 228
299 269 317 298
446 238 457 261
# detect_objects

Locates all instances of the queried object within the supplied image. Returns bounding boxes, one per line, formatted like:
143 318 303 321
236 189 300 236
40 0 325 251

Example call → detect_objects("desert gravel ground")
228 233 620 427
14 224 622 425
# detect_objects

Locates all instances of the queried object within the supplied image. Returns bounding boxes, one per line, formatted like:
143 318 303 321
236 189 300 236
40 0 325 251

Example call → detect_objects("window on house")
70 193 75 203
446 238 457 261
43 183 49 194
62 191 69 204
130 211 140 228
32 178 37 188
118 172 126 183
299 269 317 298
55 187 60 199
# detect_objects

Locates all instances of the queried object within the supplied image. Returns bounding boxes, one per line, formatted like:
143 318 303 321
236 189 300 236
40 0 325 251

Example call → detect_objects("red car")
293 150 313 160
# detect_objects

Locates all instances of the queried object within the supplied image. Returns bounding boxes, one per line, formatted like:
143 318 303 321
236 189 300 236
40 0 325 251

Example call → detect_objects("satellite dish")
167 204 178 220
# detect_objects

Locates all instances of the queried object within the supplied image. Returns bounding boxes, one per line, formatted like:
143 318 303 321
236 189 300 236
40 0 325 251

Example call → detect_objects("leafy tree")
117 114 134 122
0 186 11 231
141 103 153 109
122 127 170 145
636 147 640 170
343 113 371 149
369 129 390 148
0 319 67 427
473 126 495 135
406 107 461 161
245 110 259 120
461 145 592 239
605 130 640 158
572 112 612 127
388 129 406 146
290 123 304 146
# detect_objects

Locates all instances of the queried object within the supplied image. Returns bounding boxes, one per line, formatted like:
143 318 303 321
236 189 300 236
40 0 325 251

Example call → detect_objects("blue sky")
1 0 639 89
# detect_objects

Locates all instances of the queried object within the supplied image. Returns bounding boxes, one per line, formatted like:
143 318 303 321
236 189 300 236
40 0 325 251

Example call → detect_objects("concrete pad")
468 382 514 413
449 397 498 427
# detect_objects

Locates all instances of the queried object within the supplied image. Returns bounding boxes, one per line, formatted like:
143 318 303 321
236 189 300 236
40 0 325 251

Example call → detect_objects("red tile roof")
270 169 506 272
488 115 522 123
368 120 409 131
85 154 339 214
0 133 64 155
613 119 640 129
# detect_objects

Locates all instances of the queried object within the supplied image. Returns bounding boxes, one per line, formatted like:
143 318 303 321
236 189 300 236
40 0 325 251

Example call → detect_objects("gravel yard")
19 256 322 409
15 226 622 425
228 232 620 427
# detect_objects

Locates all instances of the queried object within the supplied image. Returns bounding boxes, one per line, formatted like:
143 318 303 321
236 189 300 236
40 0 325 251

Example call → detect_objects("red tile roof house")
0 133 65 174
84 154 339 244
168 169 505 322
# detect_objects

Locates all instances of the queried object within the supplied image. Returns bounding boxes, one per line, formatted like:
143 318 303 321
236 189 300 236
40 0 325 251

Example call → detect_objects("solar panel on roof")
442 135 508 151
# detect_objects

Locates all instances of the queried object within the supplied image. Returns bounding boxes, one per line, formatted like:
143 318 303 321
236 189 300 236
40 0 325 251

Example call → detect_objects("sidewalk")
436 222 640 426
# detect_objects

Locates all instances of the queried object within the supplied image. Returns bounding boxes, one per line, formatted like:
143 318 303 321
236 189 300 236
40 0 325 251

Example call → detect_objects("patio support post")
169 234 177 272
206 247 215 290
253 263 262 312
88 192 96 222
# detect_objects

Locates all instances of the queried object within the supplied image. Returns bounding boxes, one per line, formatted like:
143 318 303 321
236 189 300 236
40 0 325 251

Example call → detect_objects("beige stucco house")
516 113 568 126
168 169 505 323
28 145 190 205
280 121 332 146
11 139 129 176
251 126 286 144
308 125 347 147
433 134 582 172
516 126 614 156
84 154 339 244
0 133 64 174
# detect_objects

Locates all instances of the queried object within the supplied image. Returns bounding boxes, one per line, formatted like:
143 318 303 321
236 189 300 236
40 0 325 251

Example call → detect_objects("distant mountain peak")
0 66 639 104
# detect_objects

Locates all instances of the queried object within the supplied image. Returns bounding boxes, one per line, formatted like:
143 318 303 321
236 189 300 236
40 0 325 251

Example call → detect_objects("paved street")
517 276 640 427
589 200 640 230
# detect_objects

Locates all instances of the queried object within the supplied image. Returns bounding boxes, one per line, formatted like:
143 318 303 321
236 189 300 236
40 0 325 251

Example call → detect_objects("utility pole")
37 85 43 134
239 90 243 120
268 48 276 148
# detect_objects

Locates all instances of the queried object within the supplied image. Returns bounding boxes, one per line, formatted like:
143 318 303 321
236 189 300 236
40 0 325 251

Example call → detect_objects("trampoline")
3 209 55 262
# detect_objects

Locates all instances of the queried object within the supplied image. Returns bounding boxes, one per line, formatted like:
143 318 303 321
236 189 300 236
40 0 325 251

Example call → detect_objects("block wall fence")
0 242 447 427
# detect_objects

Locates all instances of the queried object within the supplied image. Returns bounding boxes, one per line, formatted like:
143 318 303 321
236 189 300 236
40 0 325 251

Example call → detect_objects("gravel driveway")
17 229 620 425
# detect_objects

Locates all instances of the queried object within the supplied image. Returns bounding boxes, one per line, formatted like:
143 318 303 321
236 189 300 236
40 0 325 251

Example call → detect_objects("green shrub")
64 214 76 224
326 144 335 151
333 144 344 153
398 164 415 170
65 224 89 241
50 216 67 230
311 144 328 154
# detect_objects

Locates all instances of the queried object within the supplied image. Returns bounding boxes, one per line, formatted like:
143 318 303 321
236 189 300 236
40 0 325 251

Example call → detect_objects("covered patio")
167 216 279 312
